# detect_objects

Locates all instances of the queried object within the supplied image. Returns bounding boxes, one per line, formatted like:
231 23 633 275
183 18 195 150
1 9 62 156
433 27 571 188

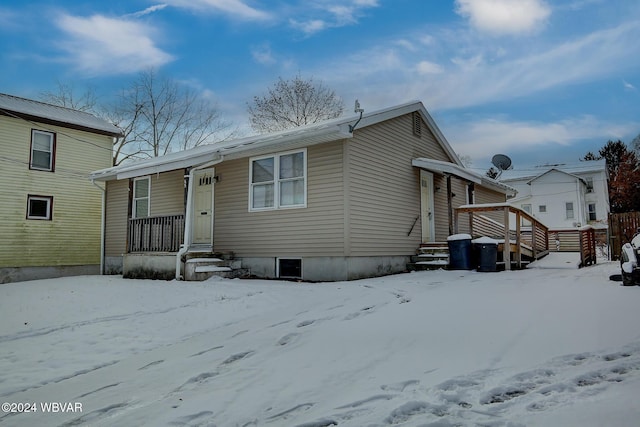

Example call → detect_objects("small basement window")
277 258 302 279
27 195 53 220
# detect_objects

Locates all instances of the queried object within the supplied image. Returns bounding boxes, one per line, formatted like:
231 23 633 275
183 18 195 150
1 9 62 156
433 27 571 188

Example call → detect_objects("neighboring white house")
499 160 609 229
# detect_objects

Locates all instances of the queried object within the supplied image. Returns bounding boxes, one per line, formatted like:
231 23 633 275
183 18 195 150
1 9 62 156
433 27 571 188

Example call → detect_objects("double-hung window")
30 130 55 171
566 202 575 219
250 149 306 211
133 177 150 218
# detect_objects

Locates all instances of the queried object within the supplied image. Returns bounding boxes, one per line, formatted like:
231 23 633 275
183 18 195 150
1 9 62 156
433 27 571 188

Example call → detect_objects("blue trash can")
473 237 498 272
447 234 473 270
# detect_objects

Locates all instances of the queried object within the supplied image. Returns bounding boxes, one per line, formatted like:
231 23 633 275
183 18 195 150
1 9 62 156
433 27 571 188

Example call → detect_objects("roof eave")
90 125 352 181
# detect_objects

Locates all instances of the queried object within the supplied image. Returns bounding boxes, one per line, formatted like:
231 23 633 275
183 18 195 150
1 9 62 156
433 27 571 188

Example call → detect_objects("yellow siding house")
0 93 121 283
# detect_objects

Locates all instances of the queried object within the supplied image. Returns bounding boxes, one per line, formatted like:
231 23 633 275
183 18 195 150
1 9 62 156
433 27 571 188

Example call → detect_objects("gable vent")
412 112 422 137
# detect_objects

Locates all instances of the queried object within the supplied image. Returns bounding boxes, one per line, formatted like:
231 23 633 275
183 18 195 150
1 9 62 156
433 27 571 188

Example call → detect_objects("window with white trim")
250 149 306 211
133 177 150 218
588 203 597 221
539 205 547 213
27 195 53 220
566 202 574 219
30 130 55 171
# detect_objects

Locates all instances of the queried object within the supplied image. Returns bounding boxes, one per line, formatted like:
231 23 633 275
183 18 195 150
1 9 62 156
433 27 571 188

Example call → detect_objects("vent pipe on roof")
349 100 364 133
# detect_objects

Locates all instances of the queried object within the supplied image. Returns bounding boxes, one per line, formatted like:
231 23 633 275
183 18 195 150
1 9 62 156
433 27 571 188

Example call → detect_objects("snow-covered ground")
1 255 640 427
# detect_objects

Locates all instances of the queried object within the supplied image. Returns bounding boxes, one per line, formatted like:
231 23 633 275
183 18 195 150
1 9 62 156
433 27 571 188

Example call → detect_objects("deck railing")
128 214 185 253
454 204 549 269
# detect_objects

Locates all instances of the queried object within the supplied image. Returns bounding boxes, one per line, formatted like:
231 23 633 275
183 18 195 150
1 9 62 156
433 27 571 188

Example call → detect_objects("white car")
620 231 640 286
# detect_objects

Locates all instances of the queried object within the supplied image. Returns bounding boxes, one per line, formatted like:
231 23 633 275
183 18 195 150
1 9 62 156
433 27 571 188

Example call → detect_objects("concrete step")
407 260 449 271
185 257 248 281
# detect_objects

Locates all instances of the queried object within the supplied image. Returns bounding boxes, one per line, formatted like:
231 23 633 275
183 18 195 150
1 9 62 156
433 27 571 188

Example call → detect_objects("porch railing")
454 203 549 269
128 214 185 253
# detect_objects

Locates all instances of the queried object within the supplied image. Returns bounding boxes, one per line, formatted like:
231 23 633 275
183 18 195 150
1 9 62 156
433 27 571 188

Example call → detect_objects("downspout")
91 180 106 275
176 157 224 280
576 177 584 226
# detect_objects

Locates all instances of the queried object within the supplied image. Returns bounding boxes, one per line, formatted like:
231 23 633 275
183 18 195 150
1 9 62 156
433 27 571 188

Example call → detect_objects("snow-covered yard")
1 256 640 426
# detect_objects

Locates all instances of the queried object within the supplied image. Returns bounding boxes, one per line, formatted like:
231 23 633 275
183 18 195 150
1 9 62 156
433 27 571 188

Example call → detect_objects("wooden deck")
454 203 549 270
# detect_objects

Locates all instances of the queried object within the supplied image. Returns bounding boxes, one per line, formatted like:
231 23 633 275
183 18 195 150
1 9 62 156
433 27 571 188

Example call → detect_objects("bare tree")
111 69 236 164
247 74 344 133
40 81 98 113
41 71 236 166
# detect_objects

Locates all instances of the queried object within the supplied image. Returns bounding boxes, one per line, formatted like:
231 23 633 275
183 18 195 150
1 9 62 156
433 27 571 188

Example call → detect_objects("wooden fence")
609 212 640 260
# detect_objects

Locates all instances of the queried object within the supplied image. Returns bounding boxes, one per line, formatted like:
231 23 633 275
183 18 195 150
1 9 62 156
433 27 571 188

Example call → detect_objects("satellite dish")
491 154 512 179
492 154 512 171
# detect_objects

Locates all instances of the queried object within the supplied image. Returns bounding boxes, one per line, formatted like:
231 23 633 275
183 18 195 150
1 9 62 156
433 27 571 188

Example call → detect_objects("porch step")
184 255 249 281
407 242 450 271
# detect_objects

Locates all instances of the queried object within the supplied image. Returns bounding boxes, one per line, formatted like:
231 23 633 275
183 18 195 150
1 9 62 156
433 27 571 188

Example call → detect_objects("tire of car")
621 272 635 286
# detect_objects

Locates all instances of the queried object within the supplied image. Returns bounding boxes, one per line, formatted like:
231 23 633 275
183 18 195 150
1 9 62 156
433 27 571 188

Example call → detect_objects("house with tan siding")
0 93 121 283
90 101 515 281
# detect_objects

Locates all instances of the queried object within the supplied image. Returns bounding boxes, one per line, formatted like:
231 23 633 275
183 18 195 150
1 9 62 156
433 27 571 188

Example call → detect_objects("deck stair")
407 242 450 271
184 252 249 281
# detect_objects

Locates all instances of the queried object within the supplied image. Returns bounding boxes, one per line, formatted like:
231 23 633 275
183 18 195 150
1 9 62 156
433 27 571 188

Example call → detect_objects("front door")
420 170 435 243
192 169 214 245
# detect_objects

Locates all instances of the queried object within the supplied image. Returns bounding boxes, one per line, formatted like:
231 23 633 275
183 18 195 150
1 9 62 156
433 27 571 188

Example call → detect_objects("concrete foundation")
122 253 177 280
241 256 411 282
0 265 100 284
104 256 123 275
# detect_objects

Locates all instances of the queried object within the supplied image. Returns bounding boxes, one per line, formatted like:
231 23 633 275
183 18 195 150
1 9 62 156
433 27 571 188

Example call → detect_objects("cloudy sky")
1 0 639 172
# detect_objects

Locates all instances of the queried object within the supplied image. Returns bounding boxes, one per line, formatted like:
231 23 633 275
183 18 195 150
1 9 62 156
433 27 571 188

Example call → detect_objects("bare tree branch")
247 74 344 133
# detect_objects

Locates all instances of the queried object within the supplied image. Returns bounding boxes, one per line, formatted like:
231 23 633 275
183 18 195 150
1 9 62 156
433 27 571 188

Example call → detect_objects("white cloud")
163 0 270 21
126 4 168 18
56 14 173 76
421 20 640 110
289 0 380 35
447 116 640 161
289 19 327 35
416 60 444 74
455 0 551 35
251 43 276 65
623 79 636 91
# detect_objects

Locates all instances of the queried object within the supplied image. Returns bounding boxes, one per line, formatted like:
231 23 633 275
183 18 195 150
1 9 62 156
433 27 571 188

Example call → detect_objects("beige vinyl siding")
104 179 129 257
474 186 506 205
104 170 186 257
347 114 456 255
470 185 509 229
214 141 345 257
150 169 185 216
429 176 471 240
0 116 113 267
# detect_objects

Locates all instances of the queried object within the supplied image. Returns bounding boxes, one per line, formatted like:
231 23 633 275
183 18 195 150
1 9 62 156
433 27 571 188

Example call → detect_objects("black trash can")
473 237 498 272
447 234 473 270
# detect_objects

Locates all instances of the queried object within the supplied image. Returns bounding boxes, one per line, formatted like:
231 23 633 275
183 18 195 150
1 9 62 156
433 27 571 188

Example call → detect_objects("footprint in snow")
380 379 420 392
221 350 254 365
277 333 300 346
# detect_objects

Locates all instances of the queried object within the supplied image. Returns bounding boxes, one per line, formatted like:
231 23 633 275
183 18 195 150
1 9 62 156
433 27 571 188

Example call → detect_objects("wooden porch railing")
454 203 549 270
128 214 185 253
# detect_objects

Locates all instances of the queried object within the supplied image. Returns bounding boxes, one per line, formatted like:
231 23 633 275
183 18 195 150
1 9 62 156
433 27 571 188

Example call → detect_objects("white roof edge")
90 124 351 181
412 158 517 196
90 100 459 181
412 158 482 184
525 168 587 185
